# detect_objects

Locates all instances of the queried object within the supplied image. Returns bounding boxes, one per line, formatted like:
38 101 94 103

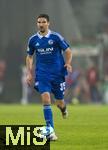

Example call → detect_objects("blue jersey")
27 30 70 80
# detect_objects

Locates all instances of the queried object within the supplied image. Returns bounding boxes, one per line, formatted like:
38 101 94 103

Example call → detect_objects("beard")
39 27 46 33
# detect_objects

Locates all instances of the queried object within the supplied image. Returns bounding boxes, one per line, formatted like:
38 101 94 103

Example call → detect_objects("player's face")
37 18 50 33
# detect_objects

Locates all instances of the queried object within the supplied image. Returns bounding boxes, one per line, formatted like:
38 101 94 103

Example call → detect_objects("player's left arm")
64 47 72 72
56 33 72 72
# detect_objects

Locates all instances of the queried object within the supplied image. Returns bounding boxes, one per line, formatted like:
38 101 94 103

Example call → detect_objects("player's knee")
41 92 51 105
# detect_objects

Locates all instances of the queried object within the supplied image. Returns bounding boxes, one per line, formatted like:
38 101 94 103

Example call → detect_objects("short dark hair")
37 14 50 22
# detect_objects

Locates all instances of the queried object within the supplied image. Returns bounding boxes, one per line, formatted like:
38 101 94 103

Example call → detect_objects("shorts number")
60 82 65 91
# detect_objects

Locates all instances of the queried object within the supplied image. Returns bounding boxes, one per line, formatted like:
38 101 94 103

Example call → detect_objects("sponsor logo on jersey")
37 47 54 54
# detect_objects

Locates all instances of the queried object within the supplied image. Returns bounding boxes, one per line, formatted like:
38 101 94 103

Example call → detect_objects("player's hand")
64 64 72 72
26 72 33 86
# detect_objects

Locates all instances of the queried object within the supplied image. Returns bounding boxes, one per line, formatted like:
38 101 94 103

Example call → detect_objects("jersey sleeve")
57 34 70 51
26 37 35 55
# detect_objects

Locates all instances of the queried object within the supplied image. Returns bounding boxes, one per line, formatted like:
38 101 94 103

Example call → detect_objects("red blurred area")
0 60 6 80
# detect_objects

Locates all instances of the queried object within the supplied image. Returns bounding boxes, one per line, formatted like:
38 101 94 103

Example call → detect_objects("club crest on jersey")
48 39 53 45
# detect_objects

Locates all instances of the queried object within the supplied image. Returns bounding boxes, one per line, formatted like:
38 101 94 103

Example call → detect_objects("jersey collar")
37 30 51 39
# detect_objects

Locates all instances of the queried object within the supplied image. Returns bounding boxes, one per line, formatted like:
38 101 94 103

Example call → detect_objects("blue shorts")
34 77 65 100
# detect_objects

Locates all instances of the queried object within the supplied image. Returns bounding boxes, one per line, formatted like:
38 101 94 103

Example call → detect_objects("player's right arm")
26 55 33 86
26 37 35 86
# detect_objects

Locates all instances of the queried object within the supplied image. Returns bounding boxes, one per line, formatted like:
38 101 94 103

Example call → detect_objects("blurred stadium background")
0 0 108 104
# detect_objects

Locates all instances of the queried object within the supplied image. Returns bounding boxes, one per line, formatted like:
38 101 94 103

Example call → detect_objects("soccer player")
26 14 72 140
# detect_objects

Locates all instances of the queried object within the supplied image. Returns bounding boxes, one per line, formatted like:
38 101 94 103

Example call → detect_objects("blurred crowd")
65 66 100 104
65 63 108 104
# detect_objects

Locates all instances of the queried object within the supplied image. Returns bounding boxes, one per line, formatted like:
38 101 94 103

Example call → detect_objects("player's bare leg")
41 92 58 141
55 100 68 119
41 92 51 105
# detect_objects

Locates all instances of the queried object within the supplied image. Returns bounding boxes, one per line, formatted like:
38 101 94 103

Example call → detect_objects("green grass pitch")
0 104 108 150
